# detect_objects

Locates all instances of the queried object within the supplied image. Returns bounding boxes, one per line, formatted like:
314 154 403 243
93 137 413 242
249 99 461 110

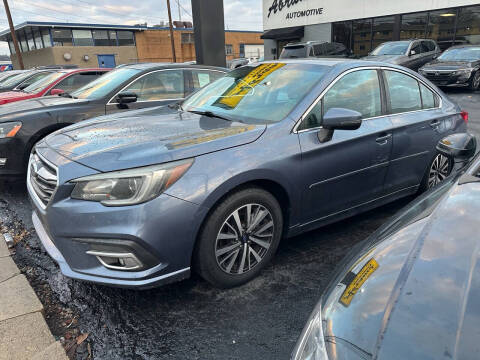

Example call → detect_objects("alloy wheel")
473 72 480 90
215 203 274 275
428 154 451 188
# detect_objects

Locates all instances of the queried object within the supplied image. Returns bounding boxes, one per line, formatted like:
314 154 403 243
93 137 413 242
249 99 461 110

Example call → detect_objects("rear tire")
419 152 453 192
194 187 283 288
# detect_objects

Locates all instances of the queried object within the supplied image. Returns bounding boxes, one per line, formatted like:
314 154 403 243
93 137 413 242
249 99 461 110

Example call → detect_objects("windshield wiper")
188 110 234 122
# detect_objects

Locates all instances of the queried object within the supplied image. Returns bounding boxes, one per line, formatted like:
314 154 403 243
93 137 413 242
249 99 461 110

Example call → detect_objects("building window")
332 21 352 53
353 18 372 56
117 30 135 46
93 30 110 46
52 29 73 46
427 9 456 50
26 29 35 51
401 12 428 40
8 40 15 55
18 32 27 52
372 16 394 50
72 29 93 46
225 44 233 55
108 31 117 46
41 28 52 48
456 6 480 45
239 43 245 57
181 32 194 44
33 28 43 49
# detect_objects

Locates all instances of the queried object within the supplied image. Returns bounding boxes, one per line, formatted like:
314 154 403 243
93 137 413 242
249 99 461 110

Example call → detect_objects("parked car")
419 45 480 90
0 70 25 84
0 68 109 105
279 41 350 59
228 58 250 69
363 39 440 71
0 70 55 93
291 132 478 360
0 63 227 178
28 60 467 289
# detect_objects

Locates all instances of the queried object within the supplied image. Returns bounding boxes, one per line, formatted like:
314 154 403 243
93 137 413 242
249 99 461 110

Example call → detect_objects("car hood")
0 90 36 104
0 95 87 119
361 54 405 64
422 59 480 70
44 107 267 172
321 178 480 359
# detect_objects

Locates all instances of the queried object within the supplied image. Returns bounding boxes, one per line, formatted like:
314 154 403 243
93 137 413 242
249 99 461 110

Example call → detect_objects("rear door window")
384 70 422 114
53 72 103 93
420 83 436 109
190 69 224 92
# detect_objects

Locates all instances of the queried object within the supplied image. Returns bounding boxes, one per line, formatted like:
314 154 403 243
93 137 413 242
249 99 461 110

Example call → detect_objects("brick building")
0 21 263 69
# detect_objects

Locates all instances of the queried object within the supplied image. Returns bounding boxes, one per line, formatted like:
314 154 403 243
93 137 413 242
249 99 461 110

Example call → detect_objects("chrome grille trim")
27 151 58 209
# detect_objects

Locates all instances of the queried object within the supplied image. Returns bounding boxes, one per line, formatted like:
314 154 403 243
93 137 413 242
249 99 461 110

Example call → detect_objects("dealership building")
0 21 263 69
262 0 480 59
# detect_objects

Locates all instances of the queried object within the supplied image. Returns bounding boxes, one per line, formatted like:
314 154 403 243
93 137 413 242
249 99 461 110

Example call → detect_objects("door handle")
430 120 440 128
376 133 392 145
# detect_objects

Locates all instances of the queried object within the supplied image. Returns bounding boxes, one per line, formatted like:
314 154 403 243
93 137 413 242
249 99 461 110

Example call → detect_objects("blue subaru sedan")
28 60 467 289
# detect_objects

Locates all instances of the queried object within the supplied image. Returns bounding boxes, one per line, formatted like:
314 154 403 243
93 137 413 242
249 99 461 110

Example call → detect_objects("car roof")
262 58 403 69
57 68 111 74
120 62 228 72
446 44 480 50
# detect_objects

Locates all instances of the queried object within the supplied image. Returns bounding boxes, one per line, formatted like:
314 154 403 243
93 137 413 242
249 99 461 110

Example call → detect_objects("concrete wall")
11 46 137 69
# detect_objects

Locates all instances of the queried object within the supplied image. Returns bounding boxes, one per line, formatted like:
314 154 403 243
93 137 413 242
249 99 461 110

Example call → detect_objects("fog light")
0 158 6 166
86 250 143 271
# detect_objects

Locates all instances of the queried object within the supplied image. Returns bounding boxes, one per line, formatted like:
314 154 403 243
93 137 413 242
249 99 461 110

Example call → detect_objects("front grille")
423 71 456 82
29 152 58 207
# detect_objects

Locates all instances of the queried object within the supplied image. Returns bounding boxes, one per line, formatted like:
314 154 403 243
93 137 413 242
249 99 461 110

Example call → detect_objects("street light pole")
2 0 24 69
166 0 177 63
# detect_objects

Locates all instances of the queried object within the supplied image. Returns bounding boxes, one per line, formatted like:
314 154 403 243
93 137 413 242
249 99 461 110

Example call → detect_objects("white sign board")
263 0 480 30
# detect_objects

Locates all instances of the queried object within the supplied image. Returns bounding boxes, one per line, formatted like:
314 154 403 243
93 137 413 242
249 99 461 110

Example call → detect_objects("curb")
0 234 68 360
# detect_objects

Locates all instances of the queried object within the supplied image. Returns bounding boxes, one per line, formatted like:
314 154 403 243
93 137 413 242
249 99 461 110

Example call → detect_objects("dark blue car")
28 60 467 289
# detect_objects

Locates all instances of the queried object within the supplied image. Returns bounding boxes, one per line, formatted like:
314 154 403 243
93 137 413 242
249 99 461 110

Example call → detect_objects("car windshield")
182 63 329 124
23 72 65 94
0 71 36 88
280 46 308 59
438 47 480 61
71 68 141 99
371 41 410 55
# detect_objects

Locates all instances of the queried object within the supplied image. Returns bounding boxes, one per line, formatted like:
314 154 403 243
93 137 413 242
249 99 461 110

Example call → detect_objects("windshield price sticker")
340 258 379 306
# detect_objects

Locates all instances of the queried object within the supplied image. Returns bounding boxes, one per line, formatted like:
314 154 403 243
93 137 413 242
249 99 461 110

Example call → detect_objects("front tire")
469 71 480 91
194 187 283 288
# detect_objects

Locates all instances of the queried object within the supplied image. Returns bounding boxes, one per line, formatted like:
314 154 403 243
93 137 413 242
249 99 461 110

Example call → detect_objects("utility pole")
166 0 177 62
3 0 24 69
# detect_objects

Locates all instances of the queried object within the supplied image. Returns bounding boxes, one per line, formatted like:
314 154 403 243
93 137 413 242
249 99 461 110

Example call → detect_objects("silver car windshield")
371 41 410 56
182 63 329 124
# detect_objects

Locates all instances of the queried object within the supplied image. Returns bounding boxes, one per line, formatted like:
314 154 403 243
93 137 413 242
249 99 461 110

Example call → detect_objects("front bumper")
422 71 471 87
0 137 26 178
28 149 207 289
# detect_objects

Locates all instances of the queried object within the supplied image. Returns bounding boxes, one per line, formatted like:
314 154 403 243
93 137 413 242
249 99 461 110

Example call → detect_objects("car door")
185 69 225 96
418 41 437 68
105 69 187 114
382 69 446 192
297 69 393 225
404 41 424 71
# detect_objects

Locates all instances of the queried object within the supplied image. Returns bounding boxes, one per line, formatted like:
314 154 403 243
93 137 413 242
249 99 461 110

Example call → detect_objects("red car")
0 68 110 105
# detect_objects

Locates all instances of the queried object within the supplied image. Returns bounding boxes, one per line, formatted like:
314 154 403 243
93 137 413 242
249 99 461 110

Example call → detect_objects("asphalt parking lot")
1 88 479 360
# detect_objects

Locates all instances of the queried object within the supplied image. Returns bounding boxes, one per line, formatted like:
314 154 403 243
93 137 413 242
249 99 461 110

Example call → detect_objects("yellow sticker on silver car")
340 258 379 307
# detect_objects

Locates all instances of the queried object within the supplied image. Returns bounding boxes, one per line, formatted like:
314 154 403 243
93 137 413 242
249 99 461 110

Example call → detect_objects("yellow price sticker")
340 258 379 307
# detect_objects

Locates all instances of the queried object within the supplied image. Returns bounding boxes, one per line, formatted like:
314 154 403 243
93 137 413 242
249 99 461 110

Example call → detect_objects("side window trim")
381 68 442 116
293 66 443 133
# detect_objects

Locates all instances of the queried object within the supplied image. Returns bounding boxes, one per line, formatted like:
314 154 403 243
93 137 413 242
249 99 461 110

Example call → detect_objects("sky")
0 0 263 55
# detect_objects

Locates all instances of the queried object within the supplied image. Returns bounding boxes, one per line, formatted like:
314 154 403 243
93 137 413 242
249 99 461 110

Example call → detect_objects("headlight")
292 302 328 360
0 121 22 138
70 159 194 206
456 68 473 77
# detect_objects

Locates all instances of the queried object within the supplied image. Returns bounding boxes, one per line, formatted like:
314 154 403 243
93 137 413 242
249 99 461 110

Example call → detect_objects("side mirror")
16 83 29 90
437 133 477 160
409 50 416 56
115 92 137 104
322 108 362 131
50 88 64 96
